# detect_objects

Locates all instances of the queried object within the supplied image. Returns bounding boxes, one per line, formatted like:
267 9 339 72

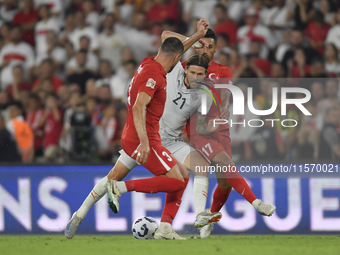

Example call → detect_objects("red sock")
211 186 232 213
125 176 186 193
161 178 189 224
223 167 257 204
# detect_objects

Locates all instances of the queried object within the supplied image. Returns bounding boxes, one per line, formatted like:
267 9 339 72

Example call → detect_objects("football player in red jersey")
65 19 212 240
161 28 276 238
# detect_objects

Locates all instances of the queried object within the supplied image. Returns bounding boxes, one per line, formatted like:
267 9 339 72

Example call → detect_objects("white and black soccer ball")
132 216 158 239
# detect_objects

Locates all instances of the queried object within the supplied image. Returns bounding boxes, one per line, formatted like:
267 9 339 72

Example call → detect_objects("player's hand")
220 107 230 120
196 18 209 38
207 118 220 133
132 142 150 165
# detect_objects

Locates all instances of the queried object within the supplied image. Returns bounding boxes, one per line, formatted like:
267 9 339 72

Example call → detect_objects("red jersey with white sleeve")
183 60 233 138
122 57 167 145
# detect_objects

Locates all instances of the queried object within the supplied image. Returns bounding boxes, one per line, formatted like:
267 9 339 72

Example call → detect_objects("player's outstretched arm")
161 18 209 53
132 92 152 164
195 113 219 135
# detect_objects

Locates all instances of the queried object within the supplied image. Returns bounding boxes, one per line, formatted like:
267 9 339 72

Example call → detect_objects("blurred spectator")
0 25 35 90
34 0 63 18
304 58 327 78
97 85 112 107
248 40 271 76
260 0 294 43
83 0 99 30
296 102 321 159
98 13 126 70
32 58 64 93
213 3 237 46
229 83 259 162
0 113 22 163
34 4 60 56
68 10 98 52
36 31 67 71
318 107 340 159
69 102 93 160
280 30 320 71
237 7 276 59
59 13 76 46
12 0 38 47
26 94 44 156
225 0 251 24
66 36 99 73
319 0 335 25
95 60 113 87
324 43 340 76
67 50 96 94
39 93 63 161
0 23 12 46
6 101 34 163
116 12 158 63
0 0 19 22
6 65 31 100
109 59 137 102
217 51 230 67
95 103 118 161
59 91 81 153
316 78 340 116
325 8 340 51
291 0 316 31
310 81 325 105
161 19 178 33
289 47 311 77
146 0 181 25
182 0 217 25
271 62 285 78
244 115 285 160
305 10 330 54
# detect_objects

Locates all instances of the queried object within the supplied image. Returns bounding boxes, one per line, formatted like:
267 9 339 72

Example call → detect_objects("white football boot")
106 180 122 213
252 199 276 216
194 208 222 229
154 224 186 240
65 211 83 239
200 223 213 239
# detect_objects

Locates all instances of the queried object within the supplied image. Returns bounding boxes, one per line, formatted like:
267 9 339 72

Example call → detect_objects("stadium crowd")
0 0 340 164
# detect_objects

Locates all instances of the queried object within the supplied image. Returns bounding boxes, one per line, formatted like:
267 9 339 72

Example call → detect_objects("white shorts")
117 140 194 170
162 139 194 165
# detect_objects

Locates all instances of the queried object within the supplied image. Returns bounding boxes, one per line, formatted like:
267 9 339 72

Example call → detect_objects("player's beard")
202 53 213 63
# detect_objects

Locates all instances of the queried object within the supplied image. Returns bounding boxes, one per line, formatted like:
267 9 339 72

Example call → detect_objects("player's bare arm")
131 92 152 165
161 18 209 53
196 113 219 135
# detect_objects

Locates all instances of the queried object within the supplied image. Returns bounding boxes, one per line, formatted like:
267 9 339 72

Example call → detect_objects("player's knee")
218 181 232 190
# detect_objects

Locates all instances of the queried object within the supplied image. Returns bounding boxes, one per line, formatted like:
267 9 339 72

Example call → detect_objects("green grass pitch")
0 235 339 255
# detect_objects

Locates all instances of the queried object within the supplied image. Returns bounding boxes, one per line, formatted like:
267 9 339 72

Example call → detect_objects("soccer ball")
132 216 158 239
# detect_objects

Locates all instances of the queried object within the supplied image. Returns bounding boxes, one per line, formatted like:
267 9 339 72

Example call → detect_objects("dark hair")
162 18 176 27
124 59 138 67
186 54 209 70
215 3 227 13
314 10 324 23
29 93 40 101
10 24 22 32
217 33 229 42
161 37 184 55
41 58 54 66
9 101 24 112
204 28 217 45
